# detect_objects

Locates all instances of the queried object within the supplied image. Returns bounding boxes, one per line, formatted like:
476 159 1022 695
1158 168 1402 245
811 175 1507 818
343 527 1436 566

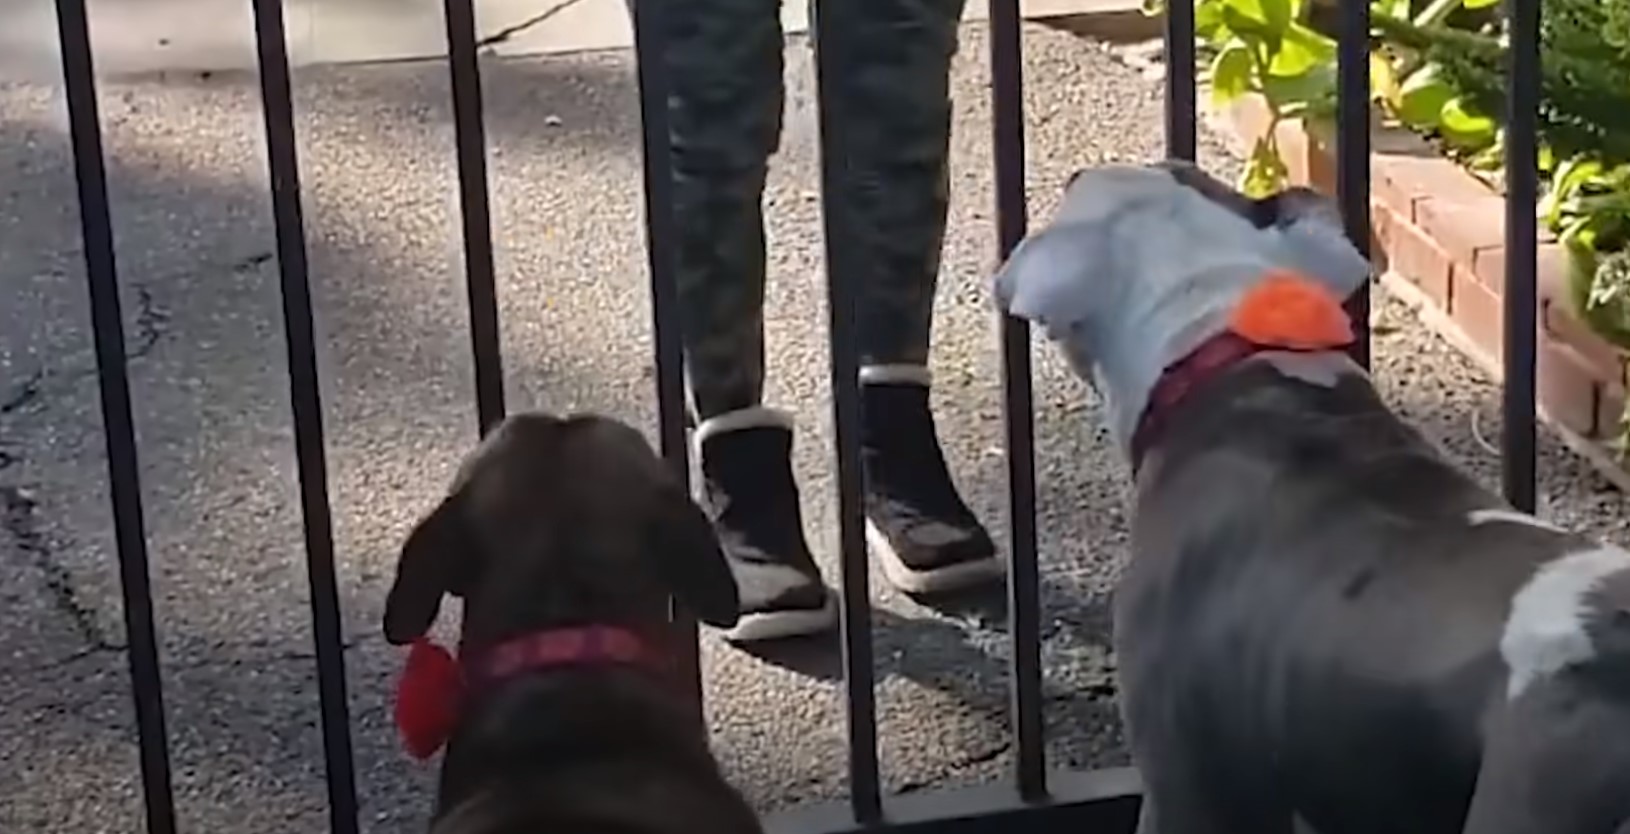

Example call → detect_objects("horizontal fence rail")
40 0 1545 831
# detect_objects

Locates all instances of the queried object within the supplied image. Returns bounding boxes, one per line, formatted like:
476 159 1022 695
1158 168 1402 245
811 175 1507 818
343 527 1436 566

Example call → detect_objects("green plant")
1541 159 1630 453
1369 0 1501 154
1544 159 1630 338
1372 0 1630 165
1186 0 1338 196
1168 0 1499 197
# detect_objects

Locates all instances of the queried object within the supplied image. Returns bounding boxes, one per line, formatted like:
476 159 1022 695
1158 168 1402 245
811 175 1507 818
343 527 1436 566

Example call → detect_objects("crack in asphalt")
1 484 121 652
0 280 170 424
0 283 173 665
0 368 44 415
132 284 170 358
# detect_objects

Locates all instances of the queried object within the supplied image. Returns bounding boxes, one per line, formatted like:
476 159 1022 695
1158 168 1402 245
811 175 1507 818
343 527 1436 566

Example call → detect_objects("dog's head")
382 412 739 647
993 160 1372 453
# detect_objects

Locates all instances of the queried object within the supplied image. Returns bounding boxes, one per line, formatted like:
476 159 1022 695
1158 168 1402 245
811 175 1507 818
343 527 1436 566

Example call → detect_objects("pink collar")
394 625 658 760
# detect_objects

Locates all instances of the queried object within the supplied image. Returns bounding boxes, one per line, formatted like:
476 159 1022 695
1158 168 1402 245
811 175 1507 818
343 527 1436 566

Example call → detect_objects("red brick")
1472 241 1567 294
1538 336 1606 437
1303 127 1337 195
1371 152 1494 224
1389 215 1454 310
1367 200 1397 276
1452 265 1505 361
1276 121 1317 190
1416 197 1506 277
1225 95 1274 149
1541 298 1629 387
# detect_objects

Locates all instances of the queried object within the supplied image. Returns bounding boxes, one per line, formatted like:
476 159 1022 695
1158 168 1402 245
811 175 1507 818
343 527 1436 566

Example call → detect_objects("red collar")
1129 331 1270 472
394 625 658 760
1128 272 1361 471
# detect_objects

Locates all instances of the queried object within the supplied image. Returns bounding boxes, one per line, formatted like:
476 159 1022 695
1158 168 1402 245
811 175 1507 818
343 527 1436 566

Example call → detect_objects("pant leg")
631 0 785 421
815 0 966 367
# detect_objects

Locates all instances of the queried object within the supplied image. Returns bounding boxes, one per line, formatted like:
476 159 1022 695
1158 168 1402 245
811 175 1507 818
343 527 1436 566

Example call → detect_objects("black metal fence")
47 0 1543 830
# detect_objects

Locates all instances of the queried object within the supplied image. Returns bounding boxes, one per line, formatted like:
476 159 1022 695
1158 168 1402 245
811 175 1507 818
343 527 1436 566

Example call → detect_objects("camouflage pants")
633 0 966 421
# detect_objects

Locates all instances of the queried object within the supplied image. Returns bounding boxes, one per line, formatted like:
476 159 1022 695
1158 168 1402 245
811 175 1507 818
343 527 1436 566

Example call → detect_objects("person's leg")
637 0 837 640
819 0 1003 594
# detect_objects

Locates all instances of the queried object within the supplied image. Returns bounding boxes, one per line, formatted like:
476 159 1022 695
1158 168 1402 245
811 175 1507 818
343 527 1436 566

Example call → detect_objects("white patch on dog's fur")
1468 508 1567 533
1258 351 1364 387
1501 545 1630 698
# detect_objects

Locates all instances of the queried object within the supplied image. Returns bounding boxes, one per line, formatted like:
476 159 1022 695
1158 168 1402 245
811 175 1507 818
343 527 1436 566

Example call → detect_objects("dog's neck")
461 624 662 687
1066 262 1269 454
396 623 675 761
1128 332 1365 472
1129 330 1268 471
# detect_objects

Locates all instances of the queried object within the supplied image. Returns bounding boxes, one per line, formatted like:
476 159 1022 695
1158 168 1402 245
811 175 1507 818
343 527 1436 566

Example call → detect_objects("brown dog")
383 411 763 834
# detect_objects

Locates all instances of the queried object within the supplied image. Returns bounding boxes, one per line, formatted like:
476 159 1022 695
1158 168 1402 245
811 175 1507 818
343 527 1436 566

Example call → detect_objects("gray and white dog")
995 161 1630 834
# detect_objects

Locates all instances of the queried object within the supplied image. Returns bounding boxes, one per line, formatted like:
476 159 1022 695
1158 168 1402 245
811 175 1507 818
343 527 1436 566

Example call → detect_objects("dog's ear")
993 224 1114 343
1156 159 1269 225
384 492 474 645
1257 186 1375 303
646 482 740 629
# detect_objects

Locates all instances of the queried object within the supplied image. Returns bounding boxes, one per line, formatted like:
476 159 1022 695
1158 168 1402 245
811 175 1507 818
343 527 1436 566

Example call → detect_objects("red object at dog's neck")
394 625 663 761
1129 332 1268 473
1131 271 1359 472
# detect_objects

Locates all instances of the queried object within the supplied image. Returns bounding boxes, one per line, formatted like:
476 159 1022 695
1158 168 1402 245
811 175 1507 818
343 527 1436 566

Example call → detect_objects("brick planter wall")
1219 95 1630 459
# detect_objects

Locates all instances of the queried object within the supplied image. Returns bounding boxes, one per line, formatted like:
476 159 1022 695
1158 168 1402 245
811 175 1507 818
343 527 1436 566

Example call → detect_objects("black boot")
860 370 1004 595
696 408 838 642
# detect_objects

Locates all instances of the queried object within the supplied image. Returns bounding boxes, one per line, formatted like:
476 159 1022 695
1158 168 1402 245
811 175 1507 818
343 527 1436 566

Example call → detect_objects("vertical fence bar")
443 0 506 435
52 2 178 831
810 3 883 823
248 2 360 831
1502 0 1540 511
1336 0 1372 366
629 0 704 719
628 2 689 488
989 0 1046 803
1164 0 1197 160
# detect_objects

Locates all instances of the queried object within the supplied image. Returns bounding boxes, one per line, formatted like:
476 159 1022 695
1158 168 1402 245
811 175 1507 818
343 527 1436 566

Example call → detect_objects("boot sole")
722 592 839 643
867 519 1007 595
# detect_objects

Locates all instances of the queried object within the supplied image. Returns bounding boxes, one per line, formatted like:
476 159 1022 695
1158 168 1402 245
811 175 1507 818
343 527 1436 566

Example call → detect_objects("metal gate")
45 0 1544 830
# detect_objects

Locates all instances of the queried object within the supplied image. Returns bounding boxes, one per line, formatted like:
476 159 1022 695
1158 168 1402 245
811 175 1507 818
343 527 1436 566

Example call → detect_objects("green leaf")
1548 158 1607 227
1141 0 1166 16
1260 62 1336 113
1461 0 1499 8
1270 22 1336 75
1260 0 1293 35
1220 0 1283 51
1438 97 1497 146
1240 137 1291 198
1394 66 1455 128
1370 0 1411 19
1209 43 1256 105
1196 0 1229 42
1370 51 1401 105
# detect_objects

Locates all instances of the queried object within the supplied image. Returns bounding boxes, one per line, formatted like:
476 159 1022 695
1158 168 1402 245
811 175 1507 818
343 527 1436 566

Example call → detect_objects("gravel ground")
2 22 1626 834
